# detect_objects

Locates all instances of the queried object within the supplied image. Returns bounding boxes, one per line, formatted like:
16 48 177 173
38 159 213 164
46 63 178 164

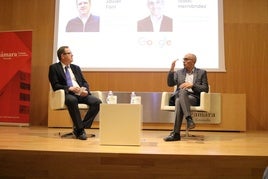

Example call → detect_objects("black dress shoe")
72 128 79 137
163 132 181 141
77 132 87 140
187 118 196 129
73 129 87 140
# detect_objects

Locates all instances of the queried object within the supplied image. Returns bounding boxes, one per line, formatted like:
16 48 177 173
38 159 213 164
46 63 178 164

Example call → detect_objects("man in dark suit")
137 0 172 32
163 53 209 141
66 0 100 32
49 46 102 140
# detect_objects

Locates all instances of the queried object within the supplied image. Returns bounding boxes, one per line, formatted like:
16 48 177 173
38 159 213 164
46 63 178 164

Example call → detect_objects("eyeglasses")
63 52 72 55
183 58 192 61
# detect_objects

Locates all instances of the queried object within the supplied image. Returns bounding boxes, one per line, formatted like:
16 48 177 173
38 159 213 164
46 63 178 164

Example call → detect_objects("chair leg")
181 127 192 138
185 127 189 137
59 131 74 138
181 127 204 141
58 129 96 139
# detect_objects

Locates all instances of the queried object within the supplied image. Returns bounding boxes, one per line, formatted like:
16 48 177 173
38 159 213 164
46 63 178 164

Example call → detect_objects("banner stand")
0 31 32 126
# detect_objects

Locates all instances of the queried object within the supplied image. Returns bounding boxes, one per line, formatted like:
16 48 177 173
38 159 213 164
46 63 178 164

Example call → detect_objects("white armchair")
48 89 103 127
160 87 211 139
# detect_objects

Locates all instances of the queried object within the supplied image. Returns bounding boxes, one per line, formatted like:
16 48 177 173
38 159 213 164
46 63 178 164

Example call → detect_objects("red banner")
0 31 32 126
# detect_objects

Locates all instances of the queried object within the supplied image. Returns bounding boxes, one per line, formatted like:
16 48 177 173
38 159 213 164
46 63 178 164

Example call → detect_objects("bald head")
184 53 197 63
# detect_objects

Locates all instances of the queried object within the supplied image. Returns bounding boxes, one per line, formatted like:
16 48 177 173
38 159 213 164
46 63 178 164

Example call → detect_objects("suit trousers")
65 93 101 131
173 89 199 133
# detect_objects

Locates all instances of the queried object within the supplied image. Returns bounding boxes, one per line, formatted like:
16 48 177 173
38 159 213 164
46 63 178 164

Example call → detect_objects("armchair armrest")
49 89 65 110
199 92 211 112
160 92 175 111
191 92 211 112
91 91 104 103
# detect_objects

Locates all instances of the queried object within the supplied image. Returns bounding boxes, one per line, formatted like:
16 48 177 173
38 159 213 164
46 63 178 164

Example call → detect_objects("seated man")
48 46 102 140
163 53 209 141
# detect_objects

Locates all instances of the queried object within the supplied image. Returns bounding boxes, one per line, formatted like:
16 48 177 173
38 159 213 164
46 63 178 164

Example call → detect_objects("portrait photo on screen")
65 0 100 32
54 0 225 72
137 0 173 32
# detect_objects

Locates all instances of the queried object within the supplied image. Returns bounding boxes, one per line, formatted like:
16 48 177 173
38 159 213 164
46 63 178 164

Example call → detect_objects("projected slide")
54 0 225 71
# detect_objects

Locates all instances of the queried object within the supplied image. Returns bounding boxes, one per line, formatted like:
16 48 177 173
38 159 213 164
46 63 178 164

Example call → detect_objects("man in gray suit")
163 53 209 141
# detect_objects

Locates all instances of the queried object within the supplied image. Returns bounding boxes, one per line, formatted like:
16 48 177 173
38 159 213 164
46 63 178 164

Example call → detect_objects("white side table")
99 104 142 146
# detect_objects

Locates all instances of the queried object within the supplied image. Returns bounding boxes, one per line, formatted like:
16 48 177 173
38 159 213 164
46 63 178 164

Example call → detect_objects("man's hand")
179 82 193 90
170 59 179 72
80 90 88 97
69 86 80 93
68 86 88 96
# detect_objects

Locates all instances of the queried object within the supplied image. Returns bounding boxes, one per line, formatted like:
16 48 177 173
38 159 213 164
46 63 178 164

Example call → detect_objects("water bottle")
130 91 136 104
106 91 113 104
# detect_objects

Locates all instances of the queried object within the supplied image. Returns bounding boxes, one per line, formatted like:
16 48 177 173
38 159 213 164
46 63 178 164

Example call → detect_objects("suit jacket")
48 62 90 94
66 14 100 32
168 68 209 99
137 15 173 32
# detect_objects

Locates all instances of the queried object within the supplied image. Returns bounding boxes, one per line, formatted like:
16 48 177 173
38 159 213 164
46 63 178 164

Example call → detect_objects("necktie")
65 66 73 87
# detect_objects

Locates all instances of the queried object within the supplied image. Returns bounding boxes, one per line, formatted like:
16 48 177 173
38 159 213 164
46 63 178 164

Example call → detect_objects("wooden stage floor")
0 126 268 178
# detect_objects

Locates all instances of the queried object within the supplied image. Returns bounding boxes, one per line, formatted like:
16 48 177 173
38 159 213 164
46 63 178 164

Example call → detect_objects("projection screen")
54 0 225 72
